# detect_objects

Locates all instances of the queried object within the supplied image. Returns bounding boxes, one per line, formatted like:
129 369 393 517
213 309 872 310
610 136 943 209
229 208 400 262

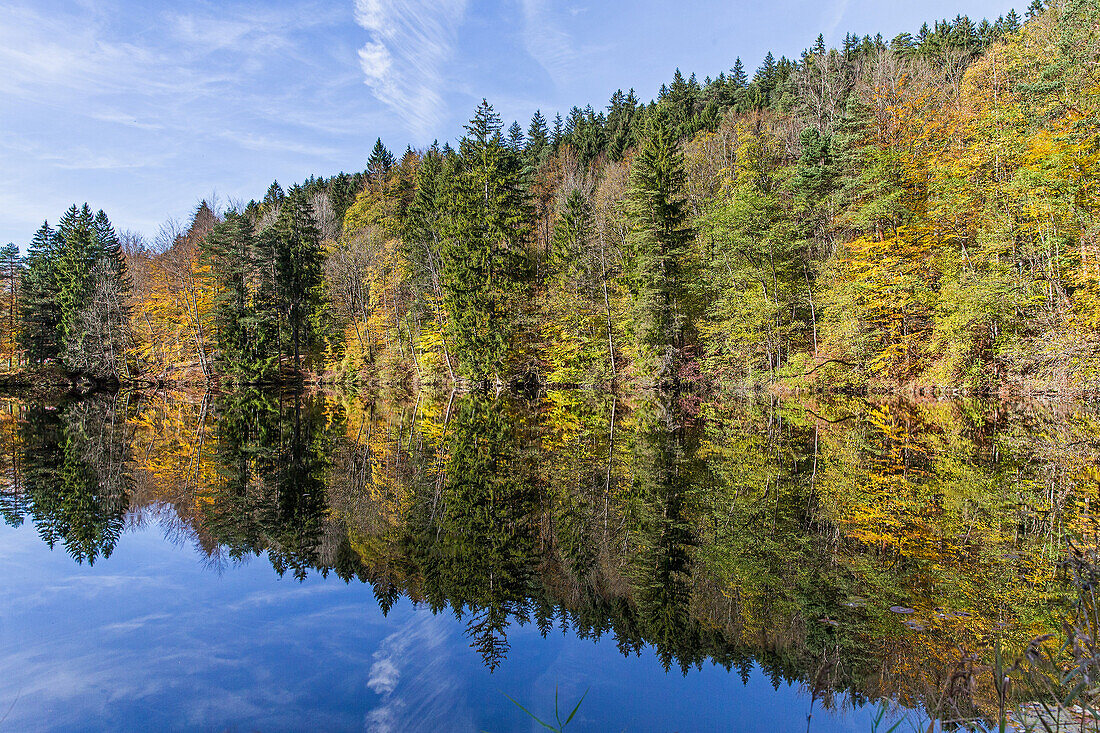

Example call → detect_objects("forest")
3 0 1098 395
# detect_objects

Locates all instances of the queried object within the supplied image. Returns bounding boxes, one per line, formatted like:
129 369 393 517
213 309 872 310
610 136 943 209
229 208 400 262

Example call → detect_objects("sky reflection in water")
2 390 1092 731
0 521 883 732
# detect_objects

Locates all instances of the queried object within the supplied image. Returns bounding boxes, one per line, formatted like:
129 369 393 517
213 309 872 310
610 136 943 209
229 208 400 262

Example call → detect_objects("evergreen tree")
551 189 595 276
19 221 61 363
368 138 396 181
53 205 99 363
551 112 564 150
261 181 285 217
0 243 20 368
526 110 549 166
203 211 269 380
731 58 747 88
628 110 694 383
607 89 639 161
754 52 778 102
327 171 364 225
440 100 532 384
65 210 132 378
266 188 326 374
506 121 526 152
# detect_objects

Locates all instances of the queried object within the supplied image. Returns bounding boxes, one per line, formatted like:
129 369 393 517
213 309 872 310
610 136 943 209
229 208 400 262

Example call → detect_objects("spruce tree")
66 210 131 378
19 221 61 363
0 243 21 368
262 181 285 216
606 90 640 161
53 204 97 355
203 211 266 380
268 187 326 374
506 121 525 152
551 189 595 277
731 58 747 88
628 109 693 383
440 100 532 384
526 110 549 166
367 138 395 182
551 113 564 150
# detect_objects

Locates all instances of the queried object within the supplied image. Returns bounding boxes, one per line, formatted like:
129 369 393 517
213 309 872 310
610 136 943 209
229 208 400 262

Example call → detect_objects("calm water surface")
0 390 1095 731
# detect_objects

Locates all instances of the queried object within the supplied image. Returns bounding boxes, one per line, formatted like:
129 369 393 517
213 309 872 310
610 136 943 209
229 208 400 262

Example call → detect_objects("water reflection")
1 397 131 564
0 390 1097 726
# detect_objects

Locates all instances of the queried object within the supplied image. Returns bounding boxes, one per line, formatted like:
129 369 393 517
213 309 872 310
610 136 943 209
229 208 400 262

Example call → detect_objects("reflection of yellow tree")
0 400 23 520
127 392 218 547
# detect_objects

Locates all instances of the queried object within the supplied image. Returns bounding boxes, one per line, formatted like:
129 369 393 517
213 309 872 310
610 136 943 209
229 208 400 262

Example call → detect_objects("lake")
0 390 1094 731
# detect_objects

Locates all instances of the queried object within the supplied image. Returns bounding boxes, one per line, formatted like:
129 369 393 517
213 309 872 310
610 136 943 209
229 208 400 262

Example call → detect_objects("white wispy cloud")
519 1 608 97
363 613 468 732
520 0 584 87
354 0 469 138
367 657 400 695
823 0 852 42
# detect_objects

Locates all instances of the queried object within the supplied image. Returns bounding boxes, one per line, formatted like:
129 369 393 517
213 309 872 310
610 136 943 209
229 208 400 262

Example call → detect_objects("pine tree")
262 181 285 216
368 138 396 182
526 110 549 166
506 121 525 152
755 52 778 102
265 188 326 374
628 109 693 383
0 243 21 368
203 210 267 380
19 221 61 363
606 89 639 161
551 189 594 276
65 210 131 378
564 106 584 142
731 58 747 88
440 100 532 384
53 204 97 354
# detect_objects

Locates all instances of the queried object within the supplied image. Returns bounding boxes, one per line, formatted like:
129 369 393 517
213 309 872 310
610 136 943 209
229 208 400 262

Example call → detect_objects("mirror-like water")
0 390 1096 731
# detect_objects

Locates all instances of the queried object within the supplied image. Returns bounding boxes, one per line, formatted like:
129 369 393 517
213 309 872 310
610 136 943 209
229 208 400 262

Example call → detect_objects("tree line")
4 0 1097 393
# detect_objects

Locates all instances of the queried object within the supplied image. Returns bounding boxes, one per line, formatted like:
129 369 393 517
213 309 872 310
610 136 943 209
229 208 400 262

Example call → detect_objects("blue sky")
1 0 1017 246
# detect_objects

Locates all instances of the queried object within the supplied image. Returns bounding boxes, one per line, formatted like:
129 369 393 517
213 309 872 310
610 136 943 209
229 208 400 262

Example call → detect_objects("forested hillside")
5 0 1098 394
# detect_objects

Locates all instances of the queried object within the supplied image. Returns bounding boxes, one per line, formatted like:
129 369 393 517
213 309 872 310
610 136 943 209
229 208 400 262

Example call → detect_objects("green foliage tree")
439 100 532 384
368 138 396 183
526 110 549 167
203 211 275 381
266 188 327 374
65 210 132 379
0 243 20 368
19 221 61 363
628 109 694 383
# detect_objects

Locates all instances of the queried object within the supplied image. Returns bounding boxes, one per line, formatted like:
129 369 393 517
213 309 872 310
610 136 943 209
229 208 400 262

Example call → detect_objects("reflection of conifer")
373 580 401 616
630 397 701 672
203 391 334 579
760 652 784 690
468 604 511 672
15 397 132 564
331 534 368 583
401 394 540 672
736 655 754 686
535 597 555 637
